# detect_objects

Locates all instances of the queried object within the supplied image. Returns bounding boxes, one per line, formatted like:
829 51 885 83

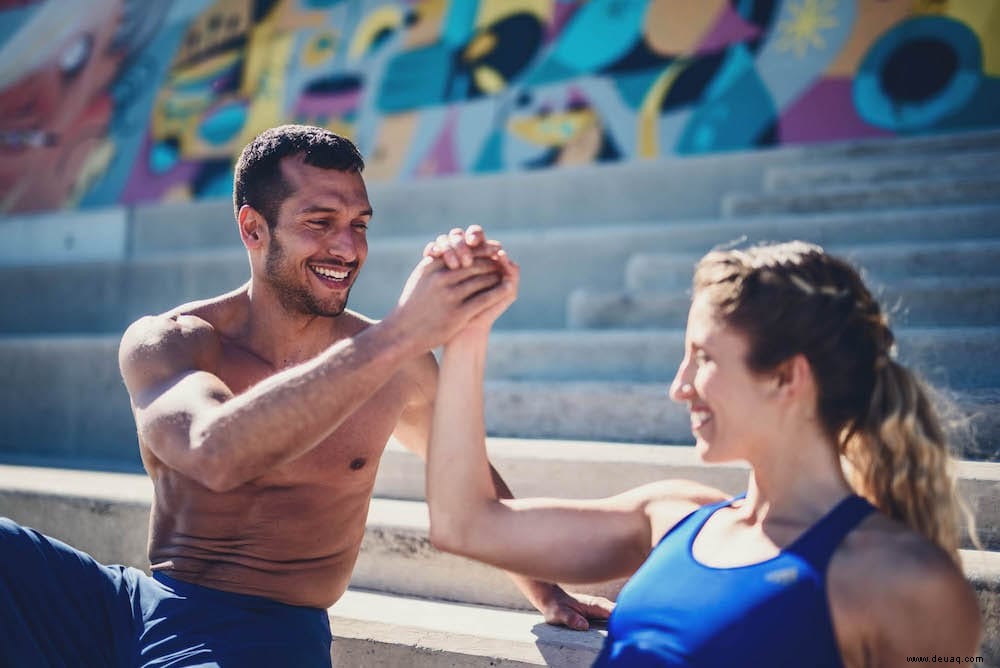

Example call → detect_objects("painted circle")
854 16 981 131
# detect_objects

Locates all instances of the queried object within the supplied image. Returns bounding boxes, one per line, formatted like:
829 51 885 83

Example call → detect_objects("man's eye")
353 222 368 230
307 219 328 227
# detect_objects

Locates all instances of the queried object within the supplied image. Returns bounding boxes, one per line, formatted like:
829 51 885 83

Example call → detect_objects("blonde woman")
426 241 981 666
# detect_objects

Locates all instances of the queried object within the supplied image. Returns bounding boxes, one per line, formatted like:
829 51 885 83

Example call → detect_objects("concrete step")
764 151 1000 193
482 381 999 460
485 327 1000 389
0 464 617 611
0 337 997 460
1 462 997 665
4 439 998 550
329 589 606 667
723 176 1000 217
101 129 1000 255
2 205 998 333
569 277 1000 330
626 240 1000 291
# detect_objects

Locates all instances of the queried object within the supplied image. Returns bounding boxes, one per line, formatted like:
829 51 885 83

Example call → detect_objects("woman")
426 241 981 666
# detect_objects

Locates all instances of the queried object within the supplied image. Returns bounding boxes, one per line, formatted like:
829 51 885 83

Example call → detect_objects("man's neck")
239 288 352 369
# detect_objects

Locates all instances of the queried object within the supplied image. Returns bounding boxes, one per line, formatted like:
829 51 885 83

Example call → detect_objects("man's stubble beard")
264 232 352 318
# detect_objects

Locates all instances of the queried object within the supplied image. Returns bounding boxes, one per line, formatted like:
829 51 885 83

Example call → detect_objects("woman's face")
669 293 782 463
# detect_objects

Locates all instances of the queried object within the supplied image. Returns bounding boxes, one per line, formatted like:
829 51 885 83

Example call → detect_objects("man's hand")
524 582 615 631
423 225 502 268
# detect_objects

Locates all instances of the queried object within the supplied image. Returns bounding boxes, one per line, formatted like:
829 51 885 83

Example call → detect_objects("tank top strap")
658 495 744 547
787 494 877 571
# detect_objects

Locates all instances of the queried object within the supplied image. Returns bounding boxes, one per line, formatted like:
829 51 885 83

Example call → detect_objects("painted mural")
1 0 998 214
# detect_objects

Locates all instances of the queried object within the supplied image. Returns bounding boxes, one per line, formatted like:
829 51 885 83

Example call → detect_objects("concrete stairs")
2 129 1000 665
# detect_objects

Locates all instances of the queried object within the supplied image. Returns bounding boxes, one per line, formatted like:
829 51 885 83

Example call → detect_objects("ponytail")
842 359 976 562
693 241 977 563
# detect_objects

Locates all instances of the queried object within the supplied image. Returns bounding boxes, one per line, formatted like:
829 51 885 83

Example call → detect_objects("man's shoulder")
118 295 241 385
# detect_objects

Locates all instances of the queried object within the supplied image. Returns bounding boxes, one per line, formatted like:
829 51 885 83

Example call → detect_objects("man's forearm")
192 318 418 490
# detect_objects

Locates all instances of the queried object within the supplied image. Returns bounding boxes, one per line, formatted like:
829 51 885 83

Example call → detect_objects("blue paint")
677 46 776 153
198 102 248 145
150 141 180 174
855 17 982 132
443 0 480 47
377 45 451 112
550 0 649 73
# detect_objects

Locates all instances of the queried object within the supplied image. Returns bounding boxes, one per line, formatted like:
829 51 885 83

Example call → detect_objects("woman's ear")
774 353 816 401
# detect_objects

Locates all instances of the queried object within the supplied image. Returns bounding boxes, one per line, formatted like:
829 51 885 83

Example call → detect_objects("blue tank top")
593 494 875 667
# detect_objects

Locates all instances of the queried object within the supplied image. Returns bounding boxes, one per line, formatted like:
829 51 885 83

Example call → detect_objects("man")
0 125 611 667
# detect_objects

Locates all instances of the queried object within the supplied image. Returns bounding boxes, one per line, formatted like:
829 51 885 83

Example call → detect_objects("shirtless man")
0 125 611 667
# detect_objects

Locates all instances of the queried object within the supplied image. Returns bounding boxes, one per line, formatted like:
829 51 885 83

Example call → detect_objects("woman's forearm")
426 334 498 552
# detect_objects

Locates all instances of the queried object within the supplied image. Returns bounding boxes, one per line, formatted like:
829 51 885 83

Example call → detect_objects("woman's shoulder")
631 480 730 547
830 513 981 662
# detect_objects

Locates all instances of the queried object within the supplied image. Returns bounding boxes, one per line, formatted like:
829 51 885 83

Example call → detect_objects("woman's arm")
426 254 710 583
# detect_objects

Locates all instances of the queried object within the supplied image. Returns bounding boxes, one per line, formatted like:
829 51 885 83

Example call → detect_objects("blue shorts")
0 518 333 667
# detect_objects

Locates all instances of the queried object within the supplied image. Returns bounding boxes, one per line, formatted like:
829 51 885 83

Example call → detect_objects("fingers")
575 595 615 620
545 605 590 631
424 225 501 269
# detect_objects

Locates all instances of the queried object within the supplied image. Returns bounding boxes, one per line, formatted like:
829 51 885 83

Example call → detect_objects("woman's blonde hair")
692 241 973 561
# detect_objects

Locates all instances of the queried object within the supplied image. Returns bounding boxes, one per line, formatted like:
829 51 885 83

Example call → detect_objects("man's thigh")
136 573 333 668
0 517 137 667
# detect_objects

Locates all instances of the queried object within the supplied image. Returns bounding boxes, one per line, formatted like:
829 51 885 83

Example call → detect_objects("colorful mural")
1 0 998 213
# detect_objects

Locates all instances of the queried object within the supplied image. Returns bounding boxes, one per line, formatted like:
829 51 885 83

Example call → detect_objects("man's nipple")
349 457 367 471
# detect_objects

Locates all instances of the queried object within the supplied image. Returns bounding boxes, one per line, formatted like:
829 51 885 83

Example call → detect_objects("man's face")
261 157 371 318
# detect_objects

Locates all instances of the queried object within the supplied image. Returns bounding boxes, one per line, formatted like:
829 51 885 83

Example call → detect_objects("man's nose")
326 228 358 262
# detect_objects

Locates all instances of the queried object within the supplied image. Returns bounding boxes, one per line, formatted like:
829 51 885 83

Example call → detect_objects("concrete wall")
1 0 999 215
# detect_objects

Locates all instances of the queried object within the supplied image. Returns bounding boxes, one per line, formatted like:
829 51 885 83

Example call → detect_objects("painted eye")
60 34 93 80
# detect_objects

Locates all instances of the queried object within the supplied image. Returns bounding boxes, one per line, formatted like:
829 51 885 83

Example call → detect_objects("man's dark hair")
233 124 365 228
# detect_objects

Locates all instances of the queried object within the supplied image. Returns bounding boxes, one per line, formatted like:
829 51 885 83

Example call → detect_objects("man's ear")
238 205 268 248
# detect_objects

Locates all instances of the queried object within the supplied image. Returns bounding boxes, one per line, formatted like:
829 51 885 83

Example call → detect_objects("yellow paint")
349 6 404 60
405 0 447 48
922 0 1000 77
826 0 911 76
645 0 727 56
509 109 595 147
556 122 603 166
476 0 552 28
463 31 497 62
302 29 339 68
473 64 507 93
366 112 420 180
238 27 295 150
168 51 242 87
775 0 840 58
637 60 689 158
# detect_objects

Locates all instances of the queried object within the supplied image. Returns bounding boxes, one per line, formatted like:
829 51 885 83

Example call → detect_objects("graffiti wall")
1 0 998 214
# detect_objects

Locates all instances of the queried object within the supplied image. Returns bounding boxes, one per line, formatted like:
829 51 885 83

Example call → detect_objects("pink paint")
120 135 201 204
547 2 581 43
416 108 460 177
779 78 894 144
696 5 761 54
294 89 361 118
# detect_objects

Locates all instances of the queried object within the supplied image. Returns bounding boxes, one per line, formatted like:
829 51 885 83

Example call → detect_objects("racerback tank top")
593 494 875 667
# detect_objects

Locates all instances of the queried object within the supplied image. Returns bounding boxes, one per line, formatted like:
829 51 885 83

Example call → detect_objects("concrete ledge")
0 463 997 664
3 204 998 333
0 207 127 266
723 176 1000 217
625 240 1000 291
330 589 605 667
764 151 1000 193
568 277 1000 329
